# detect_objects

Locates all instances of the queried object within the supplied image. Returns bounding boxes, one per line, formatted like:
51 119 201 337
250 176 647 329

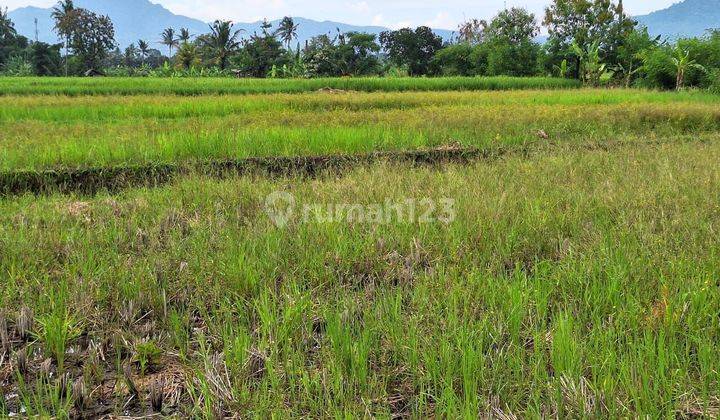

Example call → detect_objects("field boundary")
0 137 709 197
0 147 500 196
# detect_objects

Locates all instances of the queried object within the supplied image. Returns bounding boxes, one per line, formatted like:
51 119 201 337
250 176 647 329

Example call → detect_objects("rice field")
1 88 720 172
1 78 720 417
0 76 580 96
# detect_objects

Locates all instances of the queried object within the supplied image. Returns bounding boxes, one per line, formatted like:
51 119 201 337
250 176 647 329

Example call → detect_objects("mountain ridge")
8 0 720 50
7 0 453 49
635 0 720 39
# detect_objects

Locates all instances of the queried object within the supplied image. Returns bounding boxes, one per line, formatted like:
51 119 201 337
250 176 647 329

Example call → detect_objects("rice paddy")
0 76 580 96
2 88 720 173
1 78 719 417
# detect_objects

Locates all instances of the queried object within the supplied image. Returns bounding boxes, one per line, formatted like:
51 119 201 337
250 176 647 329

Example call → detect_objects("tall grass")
1 89 720 171
0 76 580 96
1 141 719 417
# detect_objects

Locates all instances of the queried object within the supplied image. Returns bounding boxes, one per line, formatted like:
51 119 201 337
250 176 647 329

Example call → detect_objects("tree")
612 27 659 87
447 8 542 78
430 43 476 76
174 41 200 70
571 39 605 85
235 30 289 77
199 20 244 70
31 41 62 75
51 0 74 76
304 32 380 77
178 28 192 43
160 28 178 57
543 0 636 78
486 38 542 77
0 7 17 40
260 19 273 36
124 43 139 67
672 46 705 90
138 39 150 64
380 27 443 76
486 7 539 44
457 19 487 45
0 9 30 71
68 8 115 73
276 17 299 50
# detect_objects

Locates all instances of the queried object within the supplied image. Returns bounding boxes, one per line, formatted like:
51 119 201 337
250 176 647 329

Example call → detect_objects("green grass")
2 88 720 171
1 80 719 416
1 140 719 417
0 76 580 96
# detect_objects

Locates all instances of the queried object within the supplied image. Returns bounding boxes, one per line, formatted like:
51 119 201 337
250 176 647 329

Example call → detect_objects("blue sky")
5 0 679 29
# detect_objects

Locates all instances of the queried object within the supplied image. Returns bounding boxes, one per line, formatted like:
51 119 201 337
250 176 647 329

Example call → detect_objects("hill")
635 0 720 39
7 0 453 49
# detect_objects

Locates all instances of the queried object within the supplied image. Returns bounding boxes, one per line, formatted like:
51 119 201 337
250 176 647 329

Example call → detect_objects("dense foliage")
1 0 719 91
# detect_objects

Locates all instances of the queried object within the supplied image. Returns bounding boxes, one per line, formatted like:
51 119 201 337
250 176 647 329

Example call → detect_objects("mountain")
9 0 209 49
635 0 720 39
7 0 453 49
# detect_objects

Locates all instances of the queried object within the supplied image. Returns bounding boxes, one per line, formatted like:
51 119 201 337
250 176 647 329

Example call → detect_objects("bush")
430 44 476 76
1 55 34 76
709 69 720 94
486 39 541 77
638 46 675 89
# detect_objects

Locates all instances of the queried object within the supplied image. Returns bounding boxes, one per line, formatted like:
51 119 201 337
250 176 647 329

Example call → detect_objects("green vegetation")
1 138 720 416
0 75 579 96
0 87 719 173
2 1 719 92
0 1 719 413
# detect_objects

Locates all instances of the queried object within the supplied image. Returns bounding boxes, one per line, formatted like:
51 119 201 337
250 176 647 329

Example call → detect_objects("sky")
4 0 680 29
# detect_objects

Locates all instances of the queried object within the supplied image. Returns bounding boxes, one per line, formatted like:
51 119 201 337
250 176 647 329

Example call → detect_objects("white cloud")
349 1 370 13
424 12 455 30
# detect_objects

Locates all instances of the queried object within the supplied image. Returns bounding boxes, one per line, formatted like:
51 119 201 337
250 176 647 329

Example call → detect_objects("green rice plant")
135 339 163 376
1 88 719 172
0 76 580 96
2 87 720 417
34 311 82 373
15 371 73 418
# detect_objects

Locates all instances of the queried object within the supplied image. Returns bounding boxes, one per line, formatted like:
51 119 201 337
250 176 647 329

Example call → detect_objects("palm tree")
138 39 150 64
199 20 244 70
160 28 178 57
671 46 705 90
0 7 17 39
124 43 138 67
178 28 192 44
51 0 74 76
175 41 200 70
260 19 273 36
276 16 299 50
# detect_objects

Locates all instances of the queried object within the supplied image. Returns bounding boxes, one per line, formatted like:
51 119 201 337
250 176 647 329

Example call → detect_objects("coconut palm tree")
138 39 150 64
51 0 74 76
124 43 139 67
175 41 200 70
276 16 299 50
199 20 244 70
160 28 178 57
178 28 192 43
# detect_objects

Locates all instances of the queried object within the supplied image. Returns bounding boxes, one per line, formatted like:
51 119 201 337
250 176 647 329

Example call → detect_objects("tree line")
0 0 718 91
